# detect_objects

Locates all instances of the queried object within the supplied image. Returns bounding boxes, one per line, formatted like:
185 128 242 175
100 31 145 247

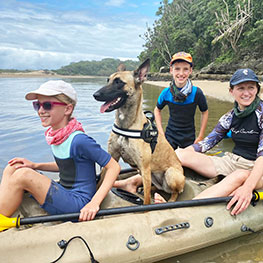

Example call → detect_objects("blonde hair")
54 94 76 119
54 94 76 107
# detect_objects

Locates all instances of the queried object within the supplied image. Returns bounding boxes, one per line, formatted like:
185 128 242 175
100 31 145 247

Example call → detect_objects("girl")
0 80 120 221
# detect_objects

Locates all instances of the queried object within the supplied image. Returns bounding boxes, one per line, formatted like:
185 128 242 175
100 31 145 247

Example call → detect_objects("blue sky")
0 0 160 70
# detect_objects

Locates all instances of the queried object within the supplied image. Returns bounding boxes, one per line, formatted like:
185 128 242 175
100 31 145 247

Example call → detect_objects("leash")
112 111 158 153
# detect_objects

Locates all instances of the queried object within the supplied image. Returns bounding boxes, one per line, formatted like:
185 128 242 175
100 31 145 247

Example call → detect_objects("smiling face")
36 95 73 130
230 81 258 110
170 61 192 88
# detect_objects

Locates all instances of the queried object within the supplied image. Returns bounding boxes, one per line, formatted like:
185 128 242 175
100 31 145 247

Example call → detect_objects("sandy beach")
145 80 234 102
0 71 105 79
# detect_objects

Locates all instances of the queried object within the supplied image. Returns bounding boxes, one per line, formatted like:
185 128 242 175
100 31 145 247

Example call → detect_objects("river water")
0 77 261 262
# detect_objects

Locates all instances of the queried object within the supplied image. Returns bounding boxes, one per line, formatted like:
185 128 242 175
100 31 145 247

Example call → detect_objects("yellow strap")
206 151 222 156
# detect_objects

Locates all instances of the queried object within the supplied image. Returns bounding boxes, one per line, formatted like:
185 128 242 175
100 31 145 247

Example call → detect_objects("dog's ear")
134 58 150 84
117 63 126 72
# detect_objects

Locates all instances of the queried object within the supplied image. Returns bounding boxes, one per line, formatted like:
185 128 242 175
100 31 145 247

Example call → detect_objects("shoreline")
0 72 106 79
145 80 234 103
0 72 235 102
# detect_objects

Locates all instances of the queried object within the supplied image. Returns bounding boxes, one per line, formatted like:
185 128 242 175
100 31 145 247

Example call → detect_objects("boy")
154 51 209 149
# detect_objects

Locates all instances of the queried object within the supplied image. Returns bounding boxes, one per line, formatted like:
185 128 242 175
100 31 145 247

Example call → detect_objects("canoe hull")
1 198 263 263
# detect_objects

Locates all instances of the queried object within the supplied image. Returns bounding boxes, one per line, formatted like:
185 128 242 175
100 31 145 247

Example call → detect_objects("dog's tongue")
100 101 112 113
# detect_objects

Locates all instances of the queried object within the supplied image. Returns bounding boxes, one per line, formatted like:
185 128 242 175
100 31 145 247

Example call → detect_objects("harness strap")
112 111 158 153
112 124 142 139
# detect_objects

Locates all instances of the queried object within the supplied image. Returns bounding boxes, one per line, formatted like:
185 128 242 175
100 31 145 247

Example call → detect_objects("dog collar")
112 124 142 139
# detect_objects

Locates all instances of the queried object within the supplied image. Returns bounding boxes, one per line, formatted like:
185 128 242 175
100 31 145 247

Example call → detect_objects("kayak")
1 168 263 263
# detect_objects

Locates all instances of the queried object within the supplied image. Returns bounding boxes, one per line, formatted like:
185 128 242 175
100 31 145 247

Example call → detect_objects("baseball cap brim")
230 78 260 86
170 57 192 65
25 89 62 100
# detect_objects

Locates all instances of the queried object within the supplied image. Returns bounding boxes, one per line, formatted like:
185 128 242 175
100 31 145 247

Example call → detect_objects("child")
154 51 209 149
0 80 120 221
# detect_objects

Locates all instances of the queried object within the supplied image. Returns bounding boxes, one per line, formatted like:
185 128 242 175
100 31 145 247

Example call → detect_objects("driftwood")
213 0 252 52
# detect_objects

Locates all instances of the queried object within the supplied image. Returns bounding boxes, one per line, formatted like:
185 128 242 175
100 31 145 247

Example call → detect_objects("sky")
0 0 160 70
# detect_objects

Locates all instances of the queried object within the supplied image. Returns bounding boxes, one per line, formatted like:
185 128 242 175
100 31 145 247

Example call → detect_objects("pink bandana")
45 118 85 145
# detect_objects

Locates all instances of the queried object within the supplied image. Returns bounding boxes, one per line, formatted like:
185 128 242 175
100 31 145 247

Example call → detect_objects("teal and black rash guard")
51 131 111 200
193 101 263 160
157 85 208 149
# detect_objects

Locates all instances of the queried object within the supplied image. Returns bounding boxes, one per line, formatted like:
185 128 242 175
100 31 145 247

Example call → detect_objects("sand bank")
145 80 234 102
0 71 105 79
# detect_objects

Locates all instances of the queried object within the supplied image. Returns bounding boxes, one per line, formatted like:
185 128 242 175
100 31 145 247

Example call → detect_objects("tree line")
55 58 140 76
138 0 263 72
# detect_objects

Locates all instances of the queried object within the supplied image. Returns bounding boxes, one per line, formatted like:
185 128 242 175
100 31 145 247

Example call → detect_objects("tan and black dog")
93 59 185 204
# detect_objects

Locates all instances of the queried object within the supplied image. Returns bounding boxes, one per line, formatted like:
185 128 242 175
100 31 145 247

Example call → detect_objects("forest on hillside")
138 0 263 72
55 58 140 76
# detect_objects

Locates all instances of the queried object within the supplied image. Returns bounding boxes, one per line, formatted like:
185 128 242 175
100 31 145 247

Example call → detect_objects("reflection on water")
0 77 260 262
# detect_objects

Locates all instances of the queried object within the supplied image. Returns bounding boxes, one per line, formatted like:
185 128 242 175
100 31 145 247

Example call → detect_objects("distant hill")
55 58 140 76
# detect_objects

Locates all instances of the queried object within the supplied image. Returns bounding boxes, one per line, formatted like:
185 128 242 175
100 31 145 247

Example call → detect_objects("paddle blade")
0 214 19 232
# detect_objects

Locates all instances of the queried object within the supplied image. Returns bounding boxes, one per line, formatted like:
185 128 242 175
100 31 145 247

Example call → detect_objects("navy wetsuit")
41 131 111 215
157 85 208 149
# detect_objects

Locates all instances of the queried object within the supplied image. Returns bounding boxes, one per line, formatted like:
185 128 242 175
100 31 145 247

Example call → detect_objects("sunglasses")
33 101 67 111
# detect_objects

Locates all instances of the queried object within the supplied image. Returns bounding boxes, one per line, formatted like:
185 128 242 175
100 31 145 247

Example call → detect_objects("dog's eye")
107 78 109 83
113 78 126 86
114 78 121 84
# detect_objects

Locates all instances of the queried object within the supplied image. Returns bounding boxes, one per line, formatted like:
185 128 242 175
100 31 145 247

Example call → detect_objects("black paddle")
1 191 261 231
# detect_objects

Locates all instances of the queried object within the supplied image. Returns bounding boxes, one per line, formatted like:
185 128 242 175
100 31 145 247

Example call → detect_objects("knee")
4 166 32 185
175 148 187 165
3 164 17 176
176 148 195 166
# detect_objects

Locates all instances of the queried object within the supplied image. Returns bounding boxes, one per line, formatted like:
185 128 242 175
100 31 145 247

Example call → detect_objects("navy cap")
230 68 260 86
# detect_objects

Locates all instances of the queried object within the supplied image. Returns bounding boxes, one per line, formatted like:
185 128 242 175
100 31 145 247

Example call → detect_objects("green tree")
139 0 263 72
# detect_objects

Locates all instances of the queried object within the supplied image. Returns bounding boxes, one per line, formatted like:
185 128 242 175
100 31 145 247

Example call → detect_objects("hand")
194 136 203 144
227 186 253 216
79 201 100 221
8 157 36 169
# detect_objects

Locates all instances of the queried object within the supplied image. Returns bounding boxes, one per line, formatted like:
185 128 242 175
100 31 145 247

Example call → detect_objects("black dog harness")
112 111 158 153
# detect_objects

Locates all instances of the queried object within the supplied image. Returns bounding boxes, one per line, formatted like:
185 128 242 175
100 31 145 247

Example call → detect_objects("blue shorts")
40 180 90 215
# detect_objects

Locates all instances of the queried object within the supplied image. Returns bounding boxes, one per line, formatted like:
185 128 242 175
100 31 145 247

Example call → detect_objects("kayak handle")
126 235 140 251
155 222 190 235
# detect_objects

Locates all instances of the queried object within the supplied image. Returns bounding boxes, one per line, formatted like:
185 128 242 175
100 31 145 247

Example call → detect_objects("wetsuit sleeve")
73 134 111 167
257 103 263 157
257 129 263 157
156 87 169 109
193 110 233 152
196 88 208 112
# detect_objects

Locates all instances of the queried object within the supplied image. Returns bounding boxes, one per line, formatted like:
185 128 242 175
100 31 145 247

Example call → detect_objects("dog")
93 59 185 204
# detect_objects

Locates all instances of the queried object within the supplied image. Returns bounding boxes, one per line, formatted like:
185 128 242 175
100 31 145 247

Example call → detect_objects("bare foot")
113 174 142 193
154 193 167 203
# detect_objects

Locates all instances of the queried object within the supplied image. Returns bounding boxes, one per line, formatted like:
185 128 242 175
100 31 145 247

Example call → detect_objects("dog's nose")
93 90 101 100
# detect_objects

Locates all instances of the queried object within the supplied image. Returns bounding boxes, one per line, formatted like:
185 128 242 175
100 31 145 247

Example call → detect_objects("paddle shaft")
20 196 232 225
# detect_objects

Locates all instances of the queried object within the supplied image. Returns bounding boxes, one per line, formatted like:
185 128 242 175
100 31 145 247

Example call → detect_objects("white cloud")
0 1 155 70
105 0 125 7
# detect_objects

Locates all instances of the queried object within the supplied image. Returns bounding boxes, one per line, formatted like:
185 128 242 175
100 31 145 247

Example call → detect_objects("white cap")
25 80 77 102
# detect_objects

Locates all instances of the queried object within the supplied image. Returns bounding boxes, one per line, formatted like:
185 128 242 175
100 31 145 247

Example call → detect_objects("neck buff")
234 96 261 118
170 79 193 102
45 117 85 145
